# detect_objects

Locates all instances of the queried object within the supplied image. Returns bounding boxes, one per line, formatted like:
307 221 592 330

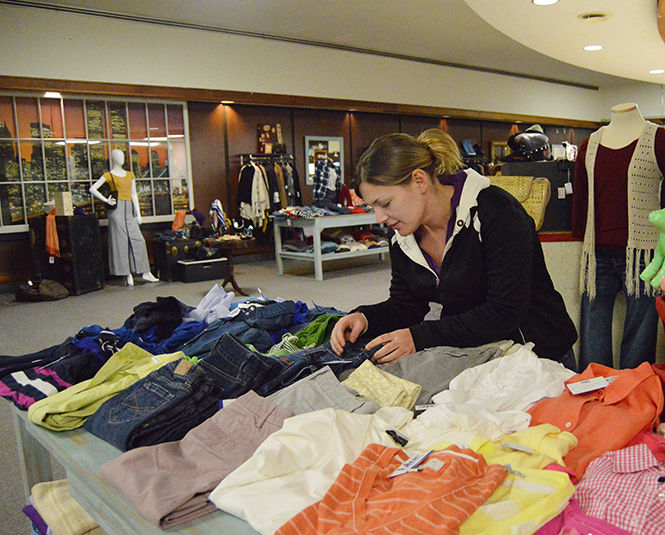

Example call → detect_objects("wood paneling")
224 104 293 218
350 113 400 178
188 102 227 217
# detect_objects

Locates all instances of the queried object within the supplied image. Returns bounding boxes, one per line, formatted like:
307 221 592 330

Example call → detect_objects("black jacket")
355 171 577 361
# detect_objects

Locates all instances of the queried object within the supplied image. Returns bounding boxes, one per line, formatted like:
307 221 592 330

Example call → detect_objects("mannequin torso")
600 102 646 149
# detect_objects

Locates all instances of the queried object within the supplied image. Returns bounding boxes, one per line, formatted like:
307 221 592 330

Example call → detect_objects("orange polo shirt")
528 362 663 479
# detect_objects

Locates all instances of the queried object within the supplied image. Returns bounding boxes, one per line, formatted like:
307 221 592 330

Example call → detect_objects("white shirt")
418 344 575 440
209 407 413 535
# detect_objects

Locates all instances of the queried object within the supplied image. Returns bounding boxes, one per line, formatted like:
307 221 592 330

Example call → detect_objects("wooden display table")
272 213 388 281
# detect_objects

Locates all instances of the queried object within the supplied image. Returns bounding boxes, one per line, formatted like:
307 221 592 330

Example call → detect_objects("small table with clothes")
272 213 388 281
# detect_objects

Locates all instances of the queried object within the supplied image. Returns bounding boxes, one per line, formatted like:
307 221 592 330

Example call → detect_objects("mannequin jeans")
578 248 658 371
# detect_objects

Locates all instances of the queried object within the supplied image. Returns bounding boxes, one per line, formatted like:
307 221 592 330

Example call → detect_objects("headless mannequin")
90 149 159 286
575 102 660 370
600 102 646 148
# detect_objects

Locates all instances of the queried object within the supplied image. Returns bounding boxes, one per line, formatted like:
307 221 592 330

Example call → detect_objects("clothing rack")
238 153 295 166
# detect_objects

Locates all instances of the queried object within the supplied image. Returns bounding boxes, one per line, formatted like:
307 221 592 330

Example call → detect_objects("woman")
90 149 159 286
330 129 577 367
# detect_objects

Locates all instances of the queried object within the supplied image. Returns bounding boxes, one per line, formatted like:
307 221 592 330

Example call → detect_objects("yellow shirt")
105 171 135 202
430 425 576 535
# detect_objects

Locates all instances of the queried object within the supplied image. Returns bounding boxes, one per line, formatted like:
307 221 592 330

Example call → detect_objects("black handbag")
100 173 118 210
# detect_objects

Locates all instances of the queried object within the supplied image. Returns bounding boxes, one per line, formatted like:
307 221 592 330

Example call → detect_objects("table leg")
13 410 53 499
274 222 284 275
221 250 248 296
313 224 323 281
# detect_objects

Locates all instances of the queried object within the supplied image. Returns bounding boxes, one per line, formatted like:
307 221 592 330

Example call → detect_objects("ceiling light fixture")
583 45 603 51
532 0 559 5
220 100 234 104
650 69 665 74
43 91 62 98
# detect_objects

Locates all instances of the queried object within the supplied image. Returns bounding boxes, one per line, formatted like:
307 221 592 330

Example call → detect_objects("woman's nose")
374 207 388 223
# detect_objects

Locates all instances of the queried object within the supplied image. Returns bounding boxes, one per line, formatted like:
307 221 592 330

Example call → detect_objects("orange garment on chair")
528 362 663 479
45 208 60 257
276 443 507 535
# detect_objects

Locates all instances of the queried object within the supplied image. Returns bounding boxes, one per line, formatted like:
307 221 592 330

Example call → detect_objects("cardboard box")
54 191 73 216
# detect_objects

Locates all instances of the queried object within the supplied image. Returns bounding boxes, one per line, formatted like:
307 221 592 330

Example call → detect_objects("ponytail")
355 128 463 189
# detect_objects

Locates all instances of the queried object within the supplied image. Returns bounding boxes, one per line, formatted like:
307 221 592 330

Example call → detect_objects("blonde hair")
355 128 463 188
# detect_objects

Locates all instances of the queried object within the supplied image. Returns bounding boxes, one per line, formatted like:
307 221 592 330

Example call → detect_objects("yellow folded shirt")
430 424 576 535
27 343 182 431
342 359 421 410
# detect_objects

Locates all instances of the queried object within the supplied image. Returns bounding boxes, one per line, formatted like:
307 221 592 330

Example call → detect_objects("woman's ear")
411 169 430 193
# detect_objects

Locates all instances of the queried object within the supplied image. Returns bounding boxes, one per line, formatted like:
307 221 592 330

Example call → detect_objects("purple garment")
22 504 48 535
418 170 468 277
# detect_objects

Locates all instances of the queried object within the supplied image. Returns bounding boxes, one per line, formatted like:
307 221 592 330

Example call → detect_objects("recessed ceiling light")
649 69 665 74
220 100 234 104
584 45 603 51
532 0 559 5
43 91 62 98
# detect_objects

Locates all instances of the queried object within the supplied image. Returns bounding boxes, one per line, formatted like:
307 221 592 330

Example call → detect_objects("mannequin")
572 102 665 371
90 149 159 286
601 103 646 148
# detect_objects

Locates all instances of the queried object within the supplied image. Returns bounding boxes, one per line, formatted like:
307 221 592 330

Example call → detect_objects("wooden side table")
203 237 255 296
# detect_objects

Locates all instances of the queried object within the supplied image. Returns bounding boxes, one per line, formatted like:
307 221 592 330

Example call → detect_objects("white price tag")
501 441 535 454
564 182 573 194
49 256 55 264
414 403 437 411
567 376 613 395
388 450 432 478
557 187 566 199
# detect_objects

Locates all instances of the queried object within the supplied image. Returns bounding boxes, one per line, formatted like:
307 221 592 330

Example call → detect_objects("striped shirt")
277 443 507 534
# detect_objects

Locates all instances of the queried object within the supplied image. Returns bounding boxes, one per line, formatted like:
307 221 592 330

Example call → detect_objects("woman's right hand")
330 312 368 356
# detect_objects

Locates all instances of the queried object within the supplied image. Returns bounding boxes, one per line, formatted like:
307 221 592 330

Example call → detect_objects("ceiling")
12 0 664 90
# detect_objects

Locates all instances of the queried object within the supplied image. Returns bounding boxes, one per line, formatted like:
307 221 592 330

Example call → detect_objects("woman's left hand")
366 329 416 364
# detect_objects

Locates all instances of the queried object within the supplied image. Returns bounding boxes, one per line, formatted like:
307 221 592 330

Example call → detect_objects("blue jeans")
179 300 297 358
201 333 377 399
83 359 218 451
579 249 658 371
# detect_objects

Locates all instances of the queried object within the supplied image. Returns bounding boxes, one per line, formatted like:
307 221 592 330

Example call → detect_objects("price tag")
501 441 535 454
564 182 573 194
49 256 55 264
414 403 437 411
567 376 615 395
388 450 432 478
557 187 566 199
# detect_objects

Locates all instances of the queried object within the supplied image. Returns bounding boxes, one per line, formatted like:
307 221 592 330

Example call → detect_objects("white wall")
0 4 604 120
600 82 665 120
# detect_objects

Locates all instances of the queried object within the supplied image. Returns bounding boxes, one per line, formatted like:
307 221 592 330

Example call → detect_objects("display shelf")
273 212 388 281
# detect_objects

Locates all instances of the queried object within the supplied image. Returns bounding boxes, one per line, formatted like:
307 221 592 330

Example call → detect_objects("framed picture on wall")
490 141 511 164
304 135 344 185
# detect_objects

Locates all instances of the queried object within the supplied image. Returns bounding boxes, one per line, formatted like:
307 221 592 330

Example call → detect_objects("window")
0 93 192 232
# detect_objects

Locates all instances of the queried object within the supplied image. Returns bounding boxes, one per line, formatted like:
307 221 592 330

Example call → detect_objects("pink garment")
625 427 665 463
574 444 665 535
535 498 631 535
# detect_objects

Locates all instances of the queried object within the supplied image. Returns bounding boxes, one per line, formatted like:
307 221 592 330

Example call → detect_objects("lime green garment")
263 314 342 356
293 314 342 347
27 343 182 431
